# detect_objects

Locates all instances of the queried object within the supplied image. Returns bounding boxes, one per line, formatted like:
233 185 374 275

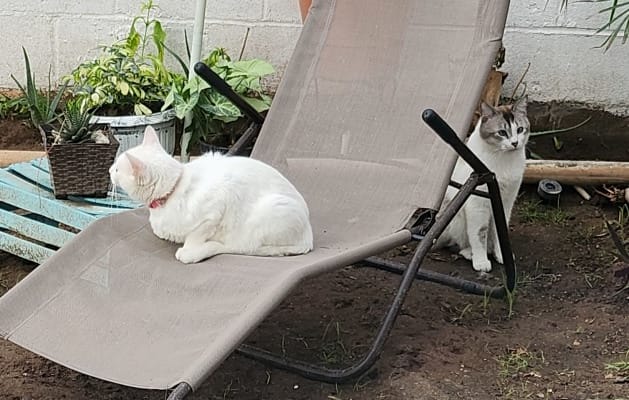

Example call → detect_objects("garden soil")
0 103 627 399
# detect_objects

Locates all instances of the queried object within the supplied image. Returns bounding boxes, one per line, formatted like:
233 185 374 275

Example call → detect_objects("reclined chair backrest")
252 0 508 245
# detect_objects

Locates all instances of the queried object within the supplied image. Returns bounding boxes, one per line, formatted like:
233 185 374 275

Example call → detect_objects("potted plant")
67 0 176 157
163 47 274 154
11 47 66 129
41 99 119 199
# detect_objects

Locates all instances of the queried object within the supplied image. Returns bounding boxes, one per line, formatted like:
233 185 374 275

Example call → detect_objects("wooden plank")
68 195 141 210
0 168 52 193
30 157 49 172
25 158 140 209
524 160 629 185
0 181 96 230
9 162 55 191
0 208 75 247
0 150 45 168
0 170 131 216
0 230 54 264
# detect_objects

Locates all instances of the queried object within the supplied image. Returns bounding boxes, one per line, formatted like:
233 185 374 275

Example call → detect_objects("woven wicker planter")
41 125 119 199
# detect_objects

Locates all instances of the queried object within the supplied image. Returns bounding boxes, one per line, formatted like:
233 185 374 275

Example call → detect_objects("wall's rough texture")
0 1 626 112
0 0 302 89
502 0 629 114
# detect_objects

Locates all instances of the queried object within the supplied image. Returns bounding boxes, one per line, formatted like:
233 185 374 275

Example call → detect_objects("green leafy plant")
162 46 274 147
0 93 29 119
67 0 172 116
11 47 66 127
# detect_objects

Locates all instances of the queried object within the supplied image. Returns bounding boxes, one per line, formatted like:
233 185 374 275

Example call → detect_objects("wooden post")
0 150 45 168
299 0 312 21
524 160 629 185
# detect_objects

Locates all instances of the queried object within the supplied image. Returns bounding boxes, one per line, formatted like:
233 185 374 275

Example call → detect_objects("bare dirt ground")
0 103 628 399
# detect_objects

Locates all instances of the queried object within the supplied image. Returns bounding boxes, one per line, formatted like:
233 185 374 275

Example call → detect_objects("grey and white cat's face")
479 97 530 152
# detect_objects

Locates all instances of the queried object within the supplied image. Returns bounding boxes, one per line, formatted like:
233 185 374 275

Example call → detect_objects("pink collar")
147 175 181 209
149 197 168 209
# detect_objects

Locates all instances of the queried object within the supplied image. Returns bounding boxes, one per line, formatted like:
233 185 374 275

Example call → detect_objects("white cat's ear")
480 102 497 121
142 126 161 147
125 153 145 177
512 96 528 115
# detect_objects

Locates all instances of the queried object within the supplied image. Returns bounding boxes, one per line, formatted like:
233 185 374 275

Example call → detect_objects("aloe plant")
10 47 66 127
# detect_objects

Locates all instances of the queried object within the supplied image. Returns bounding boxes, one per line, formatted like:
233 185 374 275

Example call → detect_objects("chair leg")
236 174 481 383
167 382 193 400
486 178 517 292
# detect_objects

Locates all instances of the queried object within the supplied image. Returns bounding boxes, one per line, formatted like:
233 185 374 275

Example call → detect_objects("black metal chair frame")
166 63 517 399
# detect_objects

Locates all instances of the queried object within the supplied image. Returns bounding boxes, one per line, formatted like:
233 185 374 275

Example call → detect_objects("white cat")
435 97 529 272
109 126 314 264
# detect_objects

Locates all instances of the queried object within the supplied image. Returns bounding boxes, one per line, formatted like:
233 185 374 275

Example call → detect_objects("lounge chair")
0 0 514 398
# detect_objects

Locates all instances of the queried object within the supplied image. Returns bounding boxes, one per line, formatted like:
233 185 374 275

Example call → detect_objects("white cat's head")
109 126 182 204
478 96 530 152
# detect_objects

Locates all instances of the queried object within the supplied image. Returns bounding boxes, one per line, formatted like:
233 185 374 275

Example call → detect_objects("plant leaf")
134 103 152 116
127 21 141 54
241 95 271 112
119 81 130 95
152 20 166 61
230 59 275 77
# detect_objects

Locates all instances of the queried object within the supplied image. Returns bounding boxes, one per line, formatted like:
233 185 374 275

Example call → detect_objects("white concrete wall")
503 0 629 114
0 0 303 89
1 1 627 113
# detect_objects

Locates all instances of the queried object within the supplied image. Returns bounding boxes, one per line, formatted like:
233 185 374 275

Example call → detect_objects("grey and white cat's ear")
512 95 528 115
142 126 161 147
480 101 497 121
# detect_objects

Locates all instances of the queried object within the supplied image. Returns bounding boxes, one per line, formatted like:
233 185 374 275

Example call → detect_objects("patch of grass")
450 303 474 323
0 93 29 119
606 350 629 377
615 204 629 239
606 360 629 374
516 200 570 224
319 321 355 365
496 346 540 378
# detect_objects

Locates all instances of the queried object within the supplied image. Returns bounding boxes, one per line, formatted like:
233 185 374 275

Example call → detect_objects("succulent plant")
54 100 96 144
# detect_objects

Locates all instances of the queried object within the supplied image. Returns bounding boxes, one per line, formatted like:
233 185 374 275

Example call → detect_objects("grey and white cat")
436 97 530 272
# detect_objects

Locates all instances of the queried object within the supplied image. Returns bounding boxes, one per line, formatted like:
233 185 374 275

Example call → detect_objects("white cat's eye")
517 127 524 134
498 130 508 137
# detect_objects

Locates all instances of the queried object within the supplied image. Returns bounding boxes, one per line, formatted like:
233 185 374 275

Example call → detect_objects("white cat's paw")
472 259 492 273
458 247 473 260
175 247 203 264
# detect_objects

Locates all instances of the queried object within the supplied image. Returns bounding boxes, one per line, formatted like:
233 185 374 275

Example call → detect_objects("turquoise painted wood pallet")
0 158 141 264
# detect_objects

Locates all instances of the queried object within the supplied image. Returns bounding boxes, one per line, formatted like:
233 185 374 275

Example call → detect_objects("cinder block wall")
0 0 303 88
502 0 629 114
1 1 627 113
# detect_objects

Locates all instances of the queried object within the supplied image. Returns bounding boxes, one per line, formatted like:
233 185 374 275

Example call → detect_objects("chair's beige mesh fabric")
253 0 509 240
0 0 509 391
